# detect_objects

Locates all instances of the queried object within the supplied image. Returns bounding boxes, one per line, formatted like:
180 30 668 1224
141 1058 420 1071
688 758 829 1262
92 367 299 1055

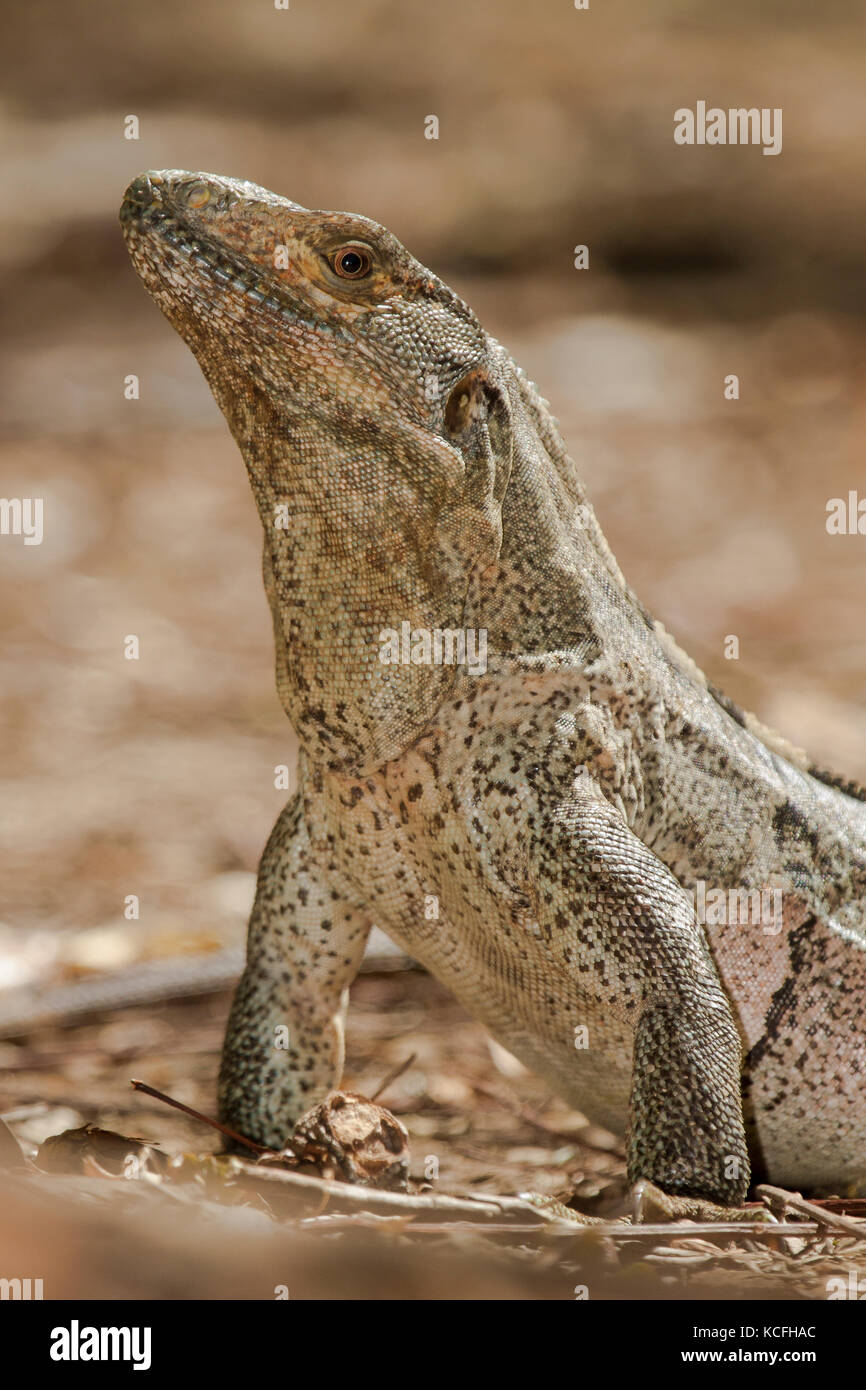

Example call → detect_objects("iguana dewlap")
121 170 866 1203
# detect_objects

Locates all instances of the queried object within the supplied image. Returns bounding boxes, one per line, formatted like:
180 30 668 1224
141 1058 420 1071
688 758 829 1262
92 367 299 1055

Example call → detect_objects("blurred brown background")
0 0 865 1297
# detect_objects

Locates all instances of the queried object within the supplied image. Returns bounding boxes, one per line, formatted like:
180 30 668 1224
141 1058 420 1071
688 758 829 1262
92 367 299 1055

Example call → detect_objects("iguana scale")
120 170 866 1204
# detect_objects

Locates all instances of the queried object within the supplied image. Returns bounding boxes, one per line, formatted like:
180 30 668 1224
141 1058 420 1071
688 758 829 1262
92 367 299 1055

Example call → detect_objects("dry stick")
229 1159 822 1238
370 1052 417 1103
297 1216 555 1235
756 1184 866 1240
129 1078 293 1158
230 1157 566 1222
607 1221 817 1241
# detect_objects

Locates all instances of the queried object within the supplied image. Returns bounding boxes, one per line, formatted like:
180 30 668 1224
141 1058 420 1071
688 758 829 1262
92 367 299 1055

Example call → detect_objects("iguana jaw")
119 171 378 376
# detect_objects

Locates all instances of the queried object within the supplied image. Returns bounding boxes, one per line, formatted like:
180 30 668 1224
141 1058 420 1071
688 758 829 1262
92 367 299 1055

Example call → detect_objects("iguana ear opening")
444 366 513 517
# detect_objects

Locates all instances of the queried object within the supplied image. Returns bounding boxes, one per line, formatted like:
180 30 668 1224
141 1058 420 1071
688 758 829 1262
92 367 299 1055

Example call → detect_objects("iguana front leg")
542 786 750 1205
218 790 371 1149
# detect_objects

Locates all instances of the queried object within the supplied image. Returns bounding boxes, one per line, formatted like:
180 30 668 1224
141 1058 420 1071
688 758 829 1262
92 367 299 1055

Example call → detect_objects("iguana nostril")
127 172 152 202
119 172 158 223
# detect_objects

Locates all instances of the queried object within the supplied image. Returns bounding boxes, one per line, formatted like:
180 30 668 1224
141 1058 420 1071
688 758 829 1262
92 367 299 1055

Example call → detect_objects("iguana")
120 169 866 1205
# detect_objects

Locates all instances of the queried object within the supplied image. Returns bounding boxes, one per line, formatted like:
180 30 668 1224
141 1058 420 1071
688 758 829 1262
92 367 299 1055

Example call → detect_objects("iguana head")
121 170 513 774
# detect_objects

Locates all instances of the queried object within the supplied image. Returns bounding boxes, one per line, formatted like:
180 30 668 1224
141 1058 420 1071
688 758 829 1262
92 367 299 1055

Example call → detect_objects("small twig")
609 1220 818 1240
756 1184 866 1240
230 1157 571 1223
129 1078 288 1158
371 1053 417 1102
296 1215 571 1236
227 1160 825 1239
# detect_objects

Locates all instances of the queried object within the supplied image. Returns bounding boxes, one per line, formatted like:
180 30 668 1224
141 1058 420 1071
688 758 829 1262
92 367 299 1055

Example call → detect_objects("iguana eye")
331 246 372 279
183 181 211 209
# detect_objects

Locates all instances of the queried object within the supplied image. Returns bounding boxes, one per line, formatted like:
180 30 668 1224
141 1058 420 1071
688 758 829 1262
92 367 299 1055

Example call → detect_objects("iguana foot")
631 1178 772 1224
518 1192 610 1225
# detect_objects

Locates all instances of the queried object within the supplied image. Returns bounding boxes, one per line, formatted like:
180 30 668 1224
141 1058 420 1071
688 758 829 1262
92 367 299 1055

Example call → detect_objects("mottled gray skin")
121 170 866 1203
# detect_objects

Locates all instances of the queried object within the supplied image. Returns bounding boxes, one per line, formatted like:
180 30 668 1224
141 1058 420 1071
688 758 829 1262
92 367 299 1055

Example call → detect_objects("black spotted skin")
121 171 866 1201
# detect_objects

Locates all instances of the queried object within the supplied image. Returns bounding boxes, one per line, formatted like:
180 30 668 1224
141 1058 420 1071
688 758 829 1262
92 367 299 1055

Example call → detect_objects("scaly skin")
121 170 866 1203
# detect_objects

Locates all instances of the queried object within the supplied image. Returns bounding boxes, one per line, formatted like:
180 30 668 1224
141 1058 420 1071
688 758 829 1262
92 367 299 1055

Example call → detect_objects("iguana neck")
219 378 501 777
243 365 658 774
